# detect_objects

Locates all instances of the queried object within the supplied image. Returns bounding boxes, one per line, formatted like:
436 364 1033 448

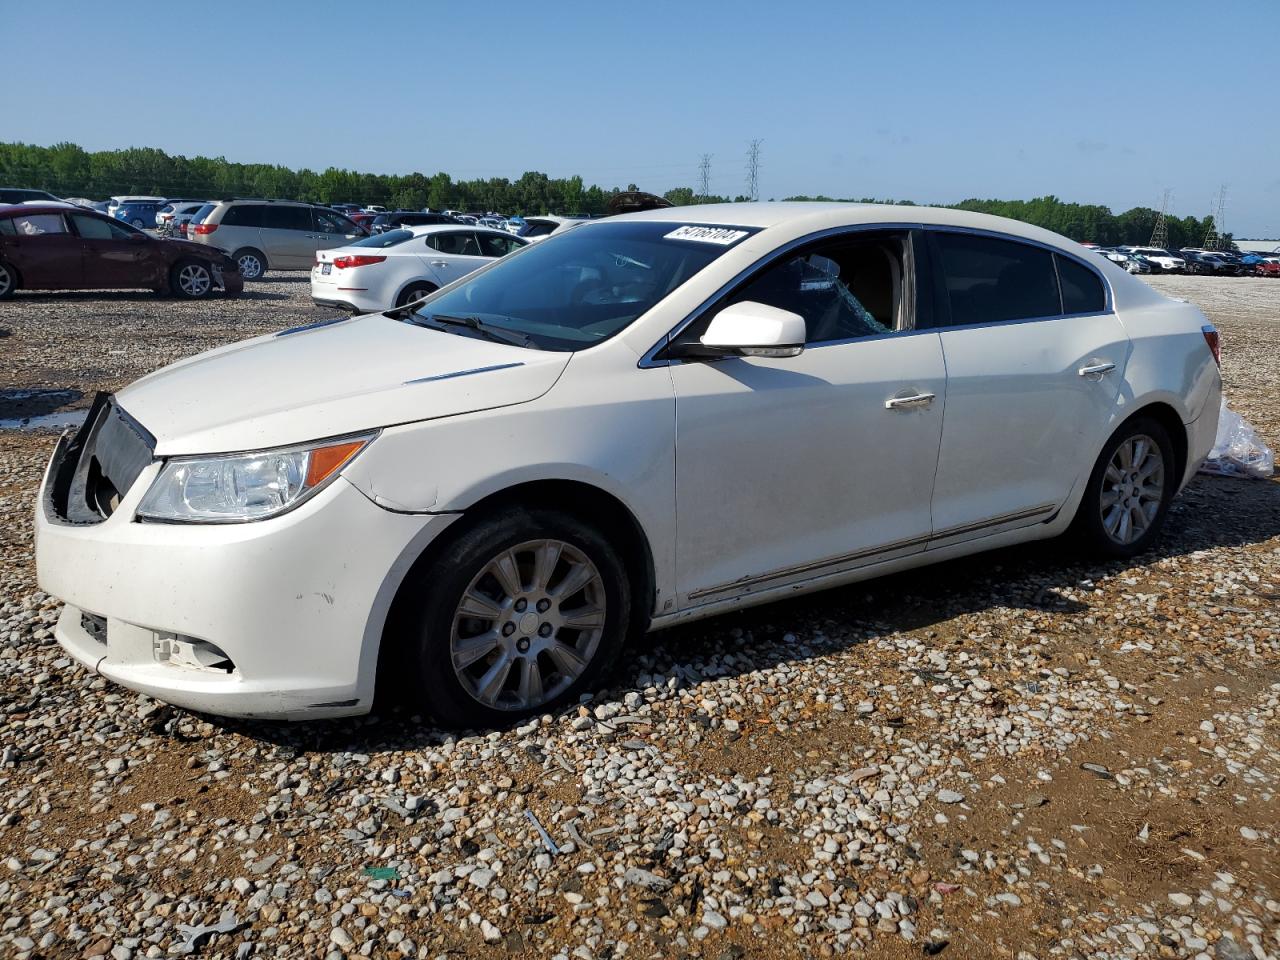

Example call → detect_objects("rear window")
190 203 216 225
1056 255 1107 314
0 218 15 236
222 204 266 227
933 232 1061 326
351 229 413 248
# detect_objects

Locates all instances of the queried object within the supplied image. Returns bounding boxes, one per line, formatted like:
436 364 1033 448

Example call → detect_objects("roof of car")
611 201 1095 251
402 223 515 236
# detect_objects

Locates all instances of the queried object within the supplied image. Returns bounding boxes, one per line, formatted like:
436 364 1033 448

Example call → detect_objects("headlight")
137 433 375 523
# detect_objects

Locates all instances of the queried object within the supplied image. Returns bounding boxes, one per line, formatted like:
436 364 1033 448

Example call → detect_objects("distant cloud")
1076 139 1109 154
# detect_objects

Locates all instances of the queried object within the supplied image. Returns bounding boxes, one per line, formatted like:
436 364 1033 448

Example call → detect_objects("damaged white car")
35 203 1222 726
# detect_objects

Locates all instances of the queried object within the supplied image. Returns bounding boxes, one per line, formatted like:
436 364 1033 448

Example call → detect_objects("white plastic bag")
1199 399 1275 479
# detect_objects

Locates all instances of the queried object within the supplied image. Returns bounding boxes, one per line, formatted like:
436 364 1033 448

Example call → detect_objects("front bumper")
35 424 454 720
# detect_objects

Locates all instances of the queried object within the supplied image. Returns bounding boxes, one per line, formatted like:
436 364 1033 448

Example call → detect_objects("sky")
9 1 1279 237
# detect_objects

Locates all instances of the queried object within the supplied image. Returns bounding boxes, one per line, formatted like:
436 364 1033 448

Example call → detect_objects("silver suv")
187 200 365 280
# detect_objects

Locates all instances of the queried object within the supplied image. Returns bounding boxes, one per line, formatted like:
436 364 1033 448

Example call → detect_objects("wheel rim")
1100 434 1165 545
178 264 211 297
450 539 606 711
238 254 262 278
0 265 10 296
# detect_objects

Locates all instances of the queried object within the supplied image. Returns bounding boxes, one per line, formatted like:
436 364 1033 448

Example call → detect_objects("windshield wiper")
404 312 533 348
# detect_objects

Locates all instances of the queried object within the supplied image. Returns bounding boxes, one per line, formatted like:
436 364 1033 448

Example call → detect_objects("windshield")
410 220 757 351
351 229 414 248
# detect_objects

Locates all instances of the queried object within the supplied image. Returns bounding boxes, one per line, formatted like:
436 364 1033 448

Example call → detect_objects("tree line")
1 141 1223 247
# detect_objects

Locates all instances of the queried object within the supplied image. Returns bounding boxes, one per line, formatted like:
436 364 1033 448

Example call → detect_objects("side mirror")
669 300 806 359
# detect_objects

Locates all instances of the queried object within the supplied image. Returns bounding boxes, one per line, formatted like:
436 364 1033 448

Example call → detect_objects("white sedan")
310 224 527 312
35 203 1221 726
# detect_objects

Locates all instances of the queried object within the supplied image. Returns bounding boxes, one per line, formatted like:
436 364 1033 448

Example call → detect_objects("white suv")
35 203 1222 727
1122 247 1186 273
186 199 365 279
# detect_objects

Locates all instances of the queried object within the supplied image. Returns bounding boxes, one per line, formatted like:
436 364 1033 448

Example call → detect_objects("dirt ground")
0 274 1276 960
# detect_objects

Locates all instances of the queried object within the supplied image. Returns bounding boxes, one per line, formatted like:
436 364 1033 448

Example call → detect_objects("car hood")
117 314 569 456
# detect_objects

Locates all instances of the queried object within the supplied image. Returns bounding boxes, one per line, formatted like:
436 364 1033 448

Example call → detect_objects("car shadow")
211 473 1280 755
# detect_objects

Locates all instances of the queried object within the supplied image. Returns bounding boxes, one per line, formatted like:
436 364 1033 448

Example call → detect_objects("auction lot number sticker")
665 225 749 245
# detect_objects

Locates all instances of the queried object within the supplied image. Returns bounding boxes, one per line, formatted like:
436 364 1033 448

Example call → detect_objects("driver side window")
720 233 909 344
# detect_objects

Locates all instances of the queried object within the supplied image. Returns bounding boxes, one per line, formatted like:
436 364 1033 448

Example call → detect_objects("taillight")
332 255 386 269
191 223 217 235
1201 324 1221 367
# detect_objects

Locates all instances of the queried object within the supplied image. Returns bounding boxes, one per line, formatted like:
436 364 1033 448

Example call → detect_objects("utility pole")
1203 185 1227 250
697 154 712 203
746 139 762 202
1150 189 1171 249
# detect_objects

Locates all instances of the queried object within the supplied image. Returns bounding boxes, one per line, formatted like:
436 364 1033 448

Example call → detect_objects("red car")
1254 259 1280 278
0 204 242 300
349 212 378 232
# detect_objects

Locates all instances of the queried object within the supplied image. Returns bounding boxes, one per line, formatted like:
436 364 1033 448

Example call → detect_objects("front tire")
232 249 266 281
1072 416 1176 558
402 507 631 728
171 260 213 299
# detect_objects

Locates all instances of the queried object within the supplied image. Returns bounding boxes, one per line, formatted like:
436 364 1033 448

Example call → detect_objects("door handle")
430 260 449 267
885 392 936 410
1078 362 1116 379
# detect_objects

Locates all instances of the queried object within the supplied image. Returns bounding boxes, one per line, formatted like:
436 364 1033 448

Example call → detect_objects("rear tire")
233 248 266 281
399 507 631 729
396 282 437 307
1071 416 1176 559
0 260 16 300
171 260 213 299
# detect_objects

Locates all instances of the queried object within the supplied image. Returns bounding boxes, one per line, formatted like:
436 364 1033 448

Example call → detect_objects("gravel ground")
0 275 1277 960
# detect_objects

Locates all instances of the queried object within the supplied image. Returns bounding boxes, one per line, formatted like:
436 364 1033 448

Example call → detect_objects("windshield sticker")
664 225 749 245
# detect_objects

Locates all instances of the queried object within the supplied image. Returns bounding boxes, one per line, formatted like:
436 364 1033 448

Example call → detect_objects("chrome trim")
638 222 925 369
403 362 524 385
686 502 1058 602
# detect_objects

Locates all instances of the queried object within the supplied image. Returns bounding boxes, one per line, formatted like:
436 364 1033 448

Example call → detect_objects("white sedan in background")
310 225 527 312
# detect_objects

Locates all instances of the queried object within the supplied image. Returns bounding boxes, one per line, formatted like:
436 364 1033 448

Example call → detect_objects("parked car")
156 200 209 236
350 212 378 232
310 224 527 312
0 187 62 204
1123 247 1185 273
1180 250 1241 276
1254 255 1280 278
369 211 457 233
362 205 388 214
518 215 582 240
185 199 365 280
33 203 1221 725
0 204 241 300
112 198 166 230
331 203 363 216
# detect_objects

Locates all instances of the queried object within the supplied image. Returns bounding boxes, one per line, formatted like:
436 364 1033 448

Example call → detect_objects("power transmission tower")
1203 185 1227 250
1150 189 1171 249
746 139 762 201
697 154 712 202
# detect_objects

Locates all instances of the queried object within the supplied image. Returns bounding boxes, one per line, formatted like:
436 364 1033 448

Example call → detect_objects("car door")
667 229 948 608
259 205 314 268
312 208 363 257
72 213 159 289
420 229 492 283
5 212 82 288
924 229 1129 546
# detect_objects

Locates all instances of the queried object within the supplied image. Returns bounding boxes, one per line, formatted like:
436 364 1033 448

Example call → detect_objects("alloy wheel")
450 539 606 711
238 254 263 279
0 264 11 297
178 263 211 297
1099 434 1165 545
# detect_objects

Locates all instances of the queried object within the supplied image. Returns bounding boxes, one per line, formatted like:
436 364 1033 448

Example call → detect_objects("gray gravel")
0 274 1277 959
